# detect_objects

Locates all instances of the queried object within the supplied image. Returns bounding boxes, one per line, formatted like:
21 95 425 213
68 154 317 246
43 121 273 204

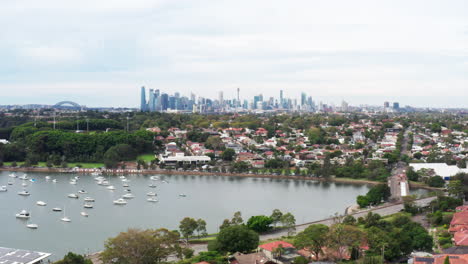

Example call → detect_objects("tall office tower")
161 93 169 111
237 88 240 107
218 91 224 106
280 90 284 106
307 96 313 108
140 86 147 112
393 102 400 110
190 93 196 102
148 89 155 112
301 92 307 106
154 89 160 98
384 101 390 108
169 96 176 110
341 100 349 112
174 92 180 98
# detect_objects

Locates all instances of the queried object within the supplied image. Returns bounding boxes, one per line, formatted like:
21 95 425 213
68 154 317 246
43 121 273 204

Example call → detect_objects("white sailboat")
26 222 38 229
18 190 30 196
36 201 47 206
61 207 71 222
147 197 158 202
80 212 89 217
122 193 135 199
0 186 7 192
84 197 95 202
113 198 127 205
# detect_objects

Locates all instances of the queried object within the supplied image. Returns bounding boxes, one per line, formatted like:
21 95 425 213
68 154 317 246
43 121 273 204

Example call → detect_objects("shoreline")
0 166 442 190
0 166 382 186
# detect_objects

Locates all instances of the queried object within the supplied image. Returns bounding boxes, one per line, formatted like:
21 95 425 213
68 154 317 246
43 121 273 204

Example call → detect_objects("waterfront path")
190 196 436 254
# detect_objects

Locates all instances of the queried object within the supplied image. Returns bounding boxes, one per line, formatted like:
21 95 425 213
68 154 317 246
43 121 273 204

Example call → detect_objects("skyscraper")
140 86 147 112
280 90 284 107
301 92 307 106
218 91 224 106
393 102 400 110
148 89 155 112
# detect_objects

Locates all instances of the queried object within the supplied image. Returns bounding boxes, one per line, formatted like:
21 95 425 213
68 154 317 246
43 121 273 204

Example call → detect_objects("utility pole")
126 116 130 132
53 111 56 130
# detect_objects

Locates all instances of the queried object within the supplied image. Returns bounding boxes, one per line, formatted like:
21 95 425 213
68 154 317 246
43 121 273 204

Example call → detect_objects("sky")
1 0 467 108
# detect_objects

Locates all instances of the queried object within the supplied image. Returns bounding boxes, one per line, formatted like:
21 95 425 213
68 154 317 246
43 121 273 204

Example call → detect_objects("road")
190 196 436 254
388 127 412 200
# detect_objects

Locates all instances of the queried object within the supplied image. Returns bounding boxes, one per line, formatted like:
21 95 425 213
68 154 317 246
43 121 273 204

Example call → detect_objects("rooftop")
0 247 51 264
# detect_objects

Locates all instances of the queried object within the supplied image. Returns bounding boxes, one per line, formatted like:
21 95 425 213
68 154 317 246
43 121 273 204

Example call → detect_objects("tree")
179 217 198 242
209 225 259 253
327 224 366 261
231 211 243 225
205 136 224 150
448 180 464 199
196 219 207 238
294 224 329 261
221 148 235 161
280 212 296 236
54 252 92 264
428 176 445 188
444 255 450 264
100 228 181 264
219 219 231 230
357 195 370 208
246 215 273 233
270 209 283 227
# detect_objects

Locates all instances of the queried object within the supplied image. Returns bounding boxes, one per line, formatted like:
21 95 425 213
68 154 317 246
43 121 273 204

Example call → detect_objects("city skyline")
1 0 467 108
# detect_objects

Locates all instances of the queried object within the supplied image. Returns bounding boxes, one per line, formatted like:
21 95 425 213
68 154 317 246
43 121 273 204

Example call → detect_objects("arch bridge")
53 101 82 110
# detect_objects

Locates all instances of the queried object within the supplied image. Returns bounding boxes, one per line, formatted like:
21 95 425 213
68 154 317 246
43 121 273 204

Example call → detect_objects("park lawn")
137 153 156 162
381 212 412 222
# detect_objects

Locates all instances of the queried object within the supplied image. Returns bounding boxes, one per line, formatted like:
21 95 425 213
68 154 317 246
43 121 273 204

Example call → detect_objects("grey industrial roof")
0 247 51 264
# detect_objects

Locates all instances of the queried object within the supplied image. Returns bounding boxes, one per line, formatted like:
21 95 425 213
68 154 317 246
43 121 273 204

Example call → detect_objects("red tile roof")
259 241 294 252
454 230 468 246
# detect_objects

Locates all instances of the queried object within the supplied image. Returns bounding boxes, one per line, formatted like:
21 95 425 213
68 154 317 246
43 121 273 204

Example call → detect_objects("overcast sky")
1 0 467 108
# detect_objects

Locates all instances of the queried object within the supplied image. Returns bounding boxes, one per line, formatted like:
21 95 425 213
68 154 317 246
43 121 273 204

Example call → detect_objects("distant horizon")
0 93 467 109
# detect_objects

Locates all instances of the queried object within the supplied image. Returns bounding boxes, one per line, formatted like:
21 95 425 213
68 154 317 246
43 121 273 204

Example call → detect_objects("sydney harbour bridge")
52 101 85 110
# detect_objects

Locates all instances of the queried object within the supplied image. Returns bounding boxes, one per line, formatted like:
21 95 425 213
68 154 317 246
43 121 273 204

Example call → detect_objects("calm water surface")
0 171 422 260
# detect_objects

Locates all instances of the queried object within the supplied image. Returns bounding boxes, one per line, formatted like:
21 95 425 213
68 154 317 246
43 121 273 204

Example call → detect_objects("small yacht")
113 198 127 205
123 183 130 187
101 180 109 186
147 197 158 202
122 193 135 199
146 192 157 196
67 193 79 199
84 197 95 202
80 212 89 217
21 182 28 187
20 174 28 180
150 176 159 181
52 179 57 183
119 176 126 179
69 180 77 185
148 183 157 188
36 201 47 206
107 185 116 190
45 176 51 180
16 210 31 219
162 180 169 184
124 189 132 193
78 189 87 194
52 207 62 212
121 178 130 182
7 180 14 185
61 208 71 222
26 223 38 229
83 203 94 208
18 190 30 196
9 173 17 178
29 179 36 183
74 176 80 180
179 194 187 197
0 186 7 192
